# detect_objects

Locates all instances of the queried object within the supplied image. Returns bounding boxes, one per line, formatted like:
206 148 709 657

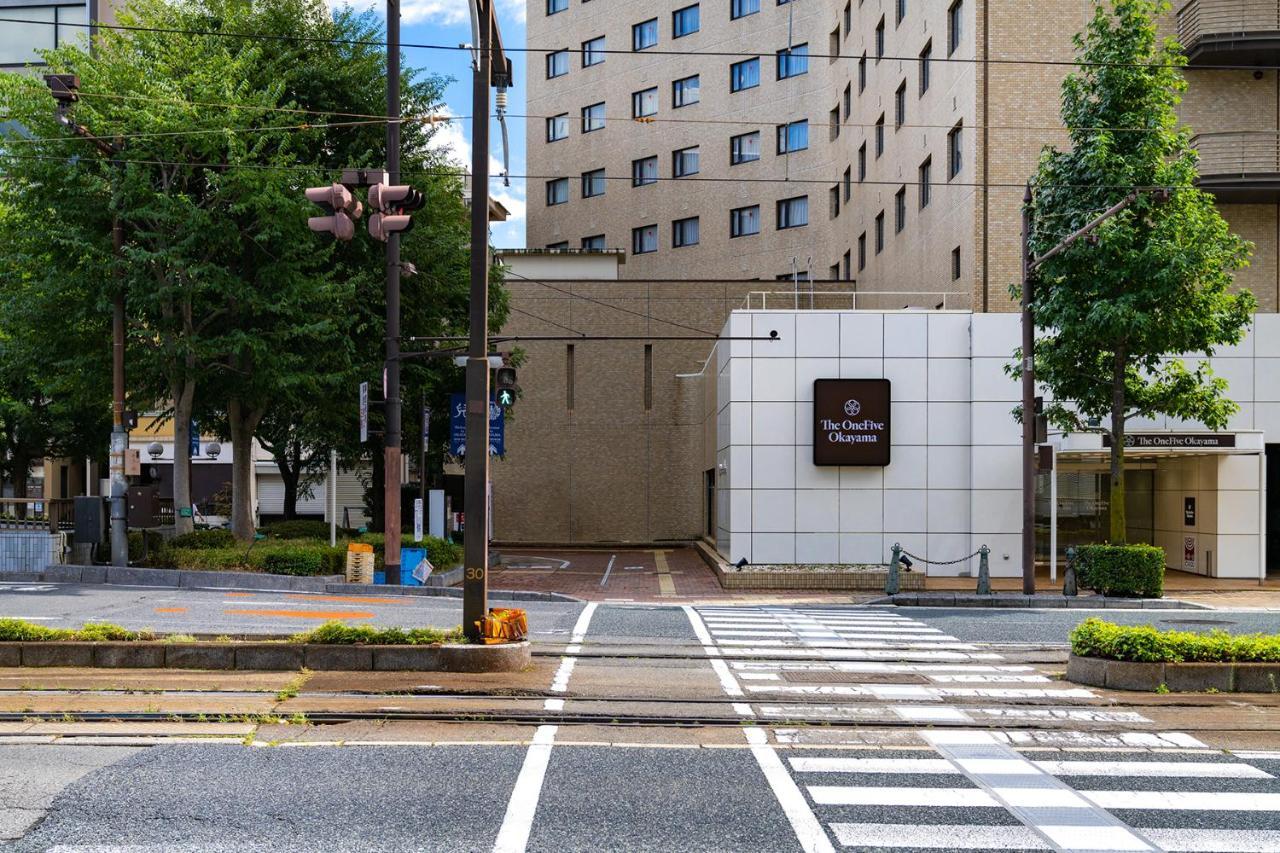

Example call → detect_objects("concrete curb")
7 640 530 673
1066 653 1280 693
869 593 1210 610
693 540 925 592
3 566 576 602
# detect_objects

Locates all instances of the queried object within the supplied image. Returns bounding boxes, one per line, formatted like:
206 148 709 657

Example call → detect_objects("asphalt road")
901 607 1280 643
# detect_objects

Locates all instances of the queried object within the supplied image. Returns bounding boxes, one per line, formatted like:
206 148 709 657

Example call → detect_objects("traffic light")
305 183 362 241
495 366 518 409
367 183 425 242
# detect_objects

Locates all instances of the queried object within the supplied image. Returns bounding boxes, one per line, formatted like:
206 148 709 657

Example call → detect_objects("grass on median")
0 618 465 646
1070 617 1280 663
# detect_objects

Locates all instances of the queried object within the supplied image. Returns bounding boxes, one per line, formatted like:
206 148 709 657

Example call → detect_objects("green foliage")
127 530 172 565
260 547 327 577
1071 617 1280 662
1014 0 1254 542
170 529 236 550
292 621 464 646
156 540 344 575
0 619 152 642
263 520 352 540
1075 543 1165 597
356 533 463 567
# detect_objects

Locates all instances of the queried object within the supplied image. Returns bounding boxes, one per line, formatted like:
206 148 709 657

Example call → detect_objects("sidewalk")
921 568 1280 610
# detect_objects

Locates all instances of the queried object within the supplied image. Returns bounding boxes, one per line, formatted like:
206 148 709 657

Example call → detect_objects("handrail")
1178 0 1280 50
1193 130 1280 177
0 497 75 533
739 290 967 311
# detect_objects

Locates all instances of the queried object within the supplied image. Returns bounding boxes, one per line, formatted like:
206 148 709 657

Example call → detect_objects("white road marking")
1079 790 1280 811
548 603 598 695
1038 825 1154 852
682 605 746 701
491 724 557 853
598 554 617 588
810 785 996 807
744 727 836 853
1144 828 1280 852
830 823 1044 849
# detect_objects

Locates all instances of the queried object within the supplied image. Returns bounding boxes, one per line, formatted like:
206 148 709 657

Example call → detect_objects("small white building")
703 307 1272 580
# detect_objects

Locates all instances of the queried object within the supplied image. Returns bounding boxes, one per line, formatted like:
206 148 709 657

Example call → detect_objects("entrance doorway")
1035 463 1156 562
704 468 716 539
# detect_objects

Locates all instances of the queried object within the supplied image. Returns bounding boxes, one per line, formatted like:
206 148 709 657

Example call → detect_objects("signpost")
812 379 892 467
413 497 423 542
359 381 369 443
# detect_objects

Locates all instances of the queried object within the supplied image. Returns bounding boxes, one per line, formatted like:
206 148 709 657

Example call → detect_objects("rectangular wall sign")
1102 433 1236 449
812 379 892 466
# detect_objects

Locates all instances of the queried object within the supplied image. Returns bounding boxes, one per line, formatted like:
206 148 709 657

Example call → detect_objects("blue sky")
337 0 529 247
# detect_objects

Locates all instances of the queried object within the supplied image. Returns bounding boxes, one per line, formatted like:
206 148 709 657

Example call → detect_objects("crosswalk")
688 605 1280 853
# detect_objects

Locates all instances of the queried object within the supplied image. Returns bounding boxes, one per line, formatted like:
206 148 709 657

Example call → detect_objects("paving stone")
21 643 92 667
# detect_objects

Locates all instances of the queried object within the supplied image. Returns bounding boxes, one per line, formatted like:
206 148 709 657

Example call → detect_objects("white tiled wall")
713 310 1276 579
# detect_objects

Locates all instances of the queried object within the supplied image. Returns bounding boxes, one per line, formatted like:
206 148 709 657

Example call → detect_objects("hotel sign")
813 379 891 466
1102 433 1236 450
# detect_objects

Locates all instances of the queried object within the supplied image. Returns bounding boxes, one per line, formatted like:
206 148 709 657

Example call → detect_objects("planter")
712 562 926 591
6 640 530 673
1067 654 1280 693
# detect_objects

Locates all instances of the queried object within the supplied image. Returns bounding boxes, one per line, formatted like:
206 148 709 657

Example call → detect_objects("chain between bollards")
976 545 991 595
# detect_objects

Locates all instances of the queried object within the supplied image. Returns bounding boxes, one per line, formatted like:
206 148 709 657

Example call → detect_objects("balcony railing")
1177 0 1280 63
1193 131 1280 201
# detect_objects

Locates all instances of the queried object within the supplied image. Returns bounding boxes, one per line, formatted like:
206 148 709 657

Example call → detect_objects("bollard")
1063 546 1078 597
886 543 901 595
976 545 991 595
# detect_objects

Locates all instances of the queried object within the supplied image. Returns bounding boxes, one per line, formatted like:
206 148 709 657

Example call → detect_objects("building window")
730 57 760 92
858 232 867 269
830 262 841 280
731 205 760 237
673 75 701 108
731 0 759 19
843 1 851 36
547 0 567 14
777 120 809 154
874 114 885 157
918 157 931 208
632 87 658 118
948 0 962 55
875 17 885 59
582 234 607 250
776 43 809 79
951 246 961 279
632 155 658 186
673 146 700 177
777 196 809 229
673 4 700 37
546 114 569 142
830 107 841 141
546 178 569 206
894 81 906 128
730 131 761 164
858 53 867 92
829 27 840 63
829 185 841 219
896 0 906 25
581 102 606 133
842 166 852 202
582 169 606 198
546 241 569 250
582 36 606 67
842 250 852 280
633 18 658 51
919 40 931 95
948 121 963 177
894 186 906 232
633 224 659 254
843 83 852 120
546 50 570 79
673 216 700 247
857 143 866 181
875 211 885 253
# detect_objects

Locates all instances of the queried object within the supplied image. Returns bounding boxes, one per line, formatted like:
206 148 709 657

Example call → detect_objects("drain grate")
782 671 928 685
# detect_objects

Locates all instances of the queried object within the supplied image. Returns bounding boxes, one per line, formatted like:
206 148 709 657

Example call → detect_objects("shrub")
127 530 171 566
355 533 463 569
293 620 463 645
1074 544 1164 598
0 619 146 642
259 547 336 577
1071 617 1280 663
264 520 353 540
170 529 235 550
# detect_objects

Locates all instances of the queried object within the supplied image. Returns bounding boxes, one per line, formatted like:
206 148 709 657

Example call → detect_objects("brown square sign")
813 379 892 466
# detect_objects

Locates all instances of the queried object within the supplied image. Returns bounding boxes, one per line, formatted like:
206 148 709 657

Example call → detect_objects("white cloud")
496 0 526 25
327 0 472 27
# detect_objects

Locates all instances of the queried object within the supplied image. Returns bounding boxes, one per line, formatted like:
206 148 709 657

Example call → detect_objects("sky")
334 0 529 247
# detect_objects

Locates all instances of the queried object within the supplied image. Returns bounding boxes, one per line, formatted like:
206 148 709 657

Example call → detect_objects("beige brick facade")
526 0 1280 314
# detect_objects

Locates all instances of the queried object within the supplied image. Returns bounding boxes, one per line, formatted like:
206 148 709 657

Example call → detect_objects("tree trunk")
171 380 196 537
1109 350 1127 544
367 448 384 532
12 456 28 520
278 439 301 521
227 398 264 542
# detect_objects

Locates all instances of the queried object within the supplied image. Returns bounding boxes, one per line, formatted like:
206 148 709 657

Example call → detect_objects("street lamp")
45 73 130 568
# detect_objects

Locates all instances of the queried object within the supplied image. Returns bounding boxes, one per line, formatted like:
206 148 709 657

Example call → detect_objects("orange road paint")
224 609 376 620
284 594 409 605
154 607 188 614
224 592 255 597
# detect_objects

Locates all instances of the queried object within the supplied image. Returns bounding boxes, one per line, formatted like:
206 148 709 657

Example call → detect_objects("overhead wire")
502 268 720 336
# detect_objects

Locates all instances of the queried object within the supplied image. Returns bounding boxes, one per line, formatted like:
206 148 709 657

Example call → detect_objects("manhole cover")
782 671 928 685
1158 618 1237 627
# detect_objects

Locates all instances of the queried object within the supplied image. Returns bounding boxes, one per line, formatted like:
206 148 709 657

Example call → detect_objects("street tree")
1023 0 1254 543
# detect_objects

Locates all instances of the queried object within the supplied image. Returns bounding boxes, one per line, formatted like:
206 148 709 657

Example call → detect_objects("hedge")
170 529 236 550
0 618 463 645
1074 543 1164 598
293 621 464 645
1071 617 1280 663
355 533 464 569
262 520 355 540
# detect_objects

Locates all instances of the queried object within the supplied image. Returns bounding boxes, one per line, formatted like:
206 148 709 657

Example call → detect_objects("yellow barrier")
476 607 528 644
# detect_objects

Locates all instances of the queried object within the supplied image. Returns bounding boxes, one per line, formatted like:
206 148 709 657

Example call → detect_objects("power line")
508 305 588 336
1 118 393 147
2 14 1279 73
502 269 720 336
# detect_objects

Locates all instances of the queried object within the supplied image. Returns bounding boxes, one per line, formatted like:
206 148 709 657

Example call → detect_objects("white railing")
740 291 968 311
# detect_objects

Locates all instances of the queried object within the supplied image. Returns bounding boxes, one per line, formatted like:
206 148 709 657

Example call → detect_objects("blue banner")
189 420 200 457
449 393 504 457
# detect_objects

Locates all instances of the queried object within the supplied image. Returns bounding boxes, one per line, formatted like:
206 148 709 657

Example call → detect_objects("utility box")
73 496 105 546
127 485 160 528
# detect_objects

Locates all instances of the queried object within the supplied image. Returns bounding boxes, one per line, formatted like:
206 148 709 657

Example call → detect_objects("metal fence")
0 498 75 533
0 530 66 571
740 291 967 311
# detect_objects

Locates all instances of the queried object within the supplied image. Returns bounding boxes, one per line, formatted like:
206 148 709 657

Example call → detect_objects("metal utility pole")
383 0 403 584
1020 184 1146 594
463 0 510 642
